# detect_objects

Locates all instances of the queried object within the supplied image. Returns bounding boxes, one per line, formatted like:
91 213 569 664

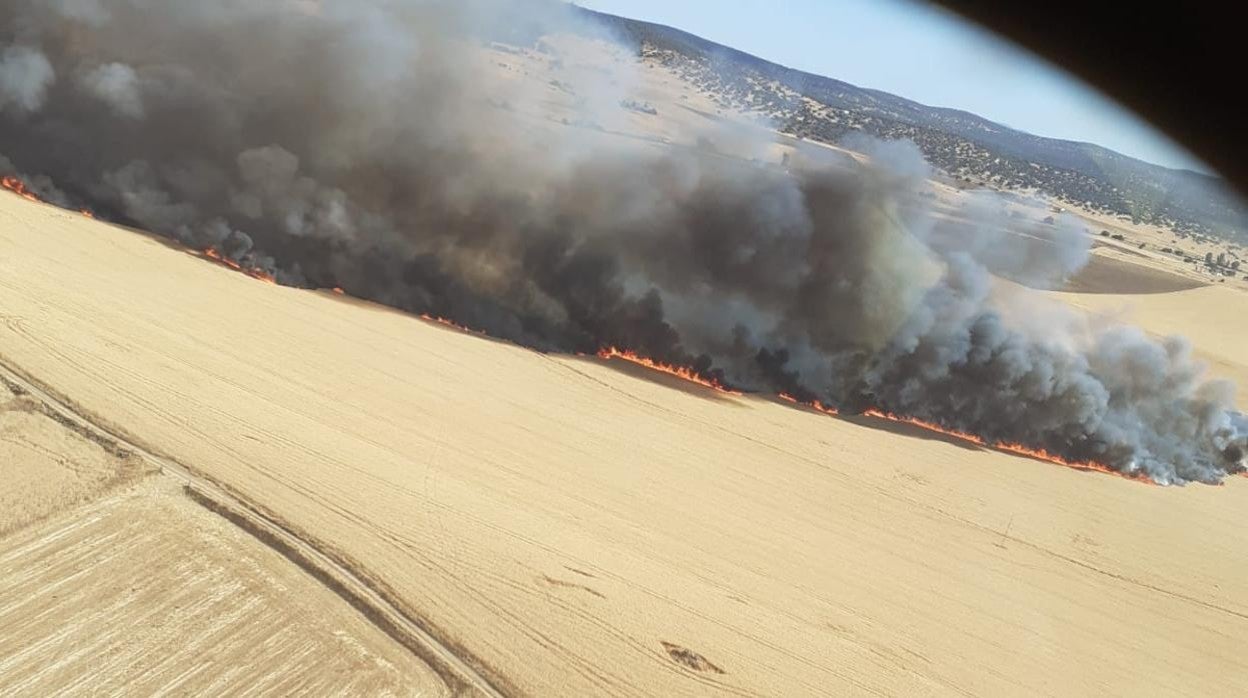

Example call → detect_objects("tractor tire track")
0 358 511 698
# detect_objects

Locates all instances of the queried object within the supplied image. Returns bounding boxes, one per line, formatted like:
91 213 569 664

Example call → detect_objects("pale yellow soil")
2 191 1247 696
0 480 448 697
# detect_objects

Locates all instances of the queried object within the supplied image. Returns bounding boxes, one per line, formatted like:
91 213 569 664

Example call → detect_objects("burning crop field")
0 0 1244 491
4 182 1248 696
4 3 1248 694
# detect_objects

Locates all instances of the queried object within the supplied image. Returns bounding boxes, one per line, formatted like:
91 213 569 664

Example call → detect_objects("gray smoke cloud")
0 44 54 113
79 62 144 119
0 0 1243 484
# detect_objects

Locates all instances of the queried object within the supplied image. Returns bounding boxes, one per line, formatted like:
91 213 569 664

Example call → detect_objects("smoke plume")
1 0 1243 484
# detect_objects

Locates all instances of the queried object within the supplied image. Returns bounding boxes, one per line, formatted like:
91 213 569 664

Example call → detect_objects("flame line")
3 175 98 220
419 313 485 335
596 357 1149 482
200 247 277 284
780 392 1154 484
3 171 1170 485
2 175 44 204
597 347 742 395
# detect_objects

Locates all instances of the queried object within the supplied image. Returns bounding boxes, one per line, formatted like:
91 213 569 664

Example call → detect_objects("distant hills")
577 8 1246 243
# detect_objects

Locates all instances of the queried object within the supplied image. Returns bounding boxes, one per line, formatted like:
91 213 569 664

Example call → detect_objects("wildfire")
780 391 1152 483
0 169 1174 484
420 313 484 335
2 175 41 203
597 347 742 395
3 174 100 220
861 407 1152 479
201 247 277 284
779 392 839 415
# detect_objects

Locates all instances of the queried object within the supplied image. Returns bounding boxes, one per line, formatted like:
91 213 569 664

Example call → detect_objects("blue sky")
576 0 1210 173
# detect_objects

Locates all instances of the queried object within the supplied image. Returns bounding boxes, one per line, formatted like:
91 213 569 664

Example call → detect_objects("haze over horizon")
576 0 1214 175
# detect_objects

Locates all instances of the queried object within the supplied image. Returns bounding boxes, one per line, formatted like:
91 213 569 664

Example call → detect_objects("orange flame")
3 175 97 220
597 347 742 395
2 175 41 203
419 313 484 335
201 248 277 284
780 391 1152 483
779 392 839 415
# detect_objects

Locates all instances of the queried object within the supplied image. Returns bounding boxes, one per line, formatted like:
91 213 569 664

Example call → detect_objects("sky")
575 0 1211 173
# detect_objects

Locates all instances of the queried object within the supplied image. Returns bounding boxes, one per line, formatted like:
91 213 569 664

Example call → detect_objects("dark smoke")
1 0 1244 484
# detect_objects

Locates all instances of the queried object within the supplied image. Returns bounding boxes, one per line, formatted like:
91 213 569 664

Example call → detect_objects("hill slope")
581 9 1246 242
3 187 1248 695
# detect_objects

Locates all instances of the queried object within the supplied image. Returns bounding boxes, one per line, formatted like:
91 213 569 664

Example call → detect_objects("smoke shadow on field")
562 355 748 406
835 407 1154 483
835 413 986 453
314 290 532 351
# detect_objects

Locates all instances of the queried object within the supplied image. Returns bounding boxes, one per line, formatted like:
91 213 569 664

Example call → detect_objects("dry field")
0 379 147 537
0 287 452 696
0 480 448 697
2 186 1248 697
491 37 1234 306
1056 285 1248 411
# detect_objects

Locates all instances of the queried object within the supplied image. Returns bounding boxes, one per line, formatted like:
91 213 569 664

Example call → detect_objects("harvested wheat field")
0 270 454 697
1061 250 1208 295
0 481 449 697
0 383 148 537
2 192 1248 697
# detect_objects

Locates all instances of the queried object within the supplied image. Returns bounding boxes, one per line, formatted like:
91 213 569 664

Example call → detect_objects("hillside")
3 184 1248 696
3 4 1248 694
581 9 1246 242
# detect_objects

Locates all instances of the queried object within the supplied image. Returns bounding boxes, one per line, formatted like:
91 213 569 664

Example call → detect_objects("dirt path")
0 358 507 698
4 192 1248 696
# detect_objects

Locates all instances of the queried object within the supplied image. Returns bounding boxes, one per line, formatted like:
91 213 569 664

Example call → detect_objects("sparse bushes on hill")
606 17 1247 243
